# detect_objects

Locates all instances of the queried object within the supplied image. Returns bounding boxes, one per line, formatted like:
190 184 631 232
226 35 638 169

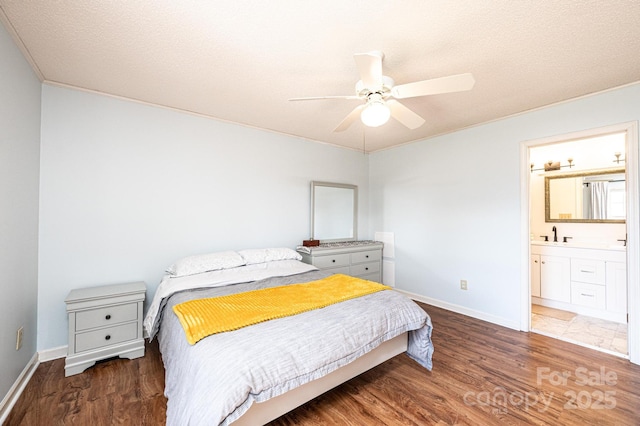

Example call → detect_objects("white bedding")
144 259 318 338
150 261 434 425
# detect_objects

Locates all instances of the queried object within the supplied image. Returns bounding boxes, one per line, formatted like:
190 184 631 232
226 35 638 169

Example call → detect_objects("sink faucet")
552 226 558 242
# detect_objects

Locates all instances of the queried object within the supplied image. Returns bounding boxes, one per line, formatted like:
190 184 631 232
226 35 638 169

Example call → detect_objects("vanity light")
530 158 574 173
614 152 625 164
360 94 391 127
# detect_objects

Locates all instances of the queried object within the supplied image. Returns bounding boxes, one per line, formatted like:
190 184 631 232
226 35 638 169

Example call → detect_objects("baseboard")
395 289 521 331
0 352 39 425
38 345 67 362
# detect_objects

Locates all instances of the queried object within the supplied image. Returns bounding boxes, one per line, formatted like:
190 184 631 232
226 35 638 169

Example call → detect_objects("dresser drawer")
571 282 606 310
75 303 138 331
75 322 139 353
351 250 381 264
296 243 384 284
359 272 381 282
325 266 351 275
314 253 350 269
350 261 380 276
571 259 605 285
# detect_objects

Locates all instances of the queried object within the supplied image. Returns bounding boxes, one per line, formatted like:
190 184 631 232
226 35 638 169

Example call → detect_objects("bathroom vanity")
531 241 627 323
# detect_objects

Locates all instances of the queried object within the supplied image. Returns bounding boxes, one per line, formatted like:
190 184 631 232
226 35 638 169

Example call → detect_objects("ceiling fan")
289 51 475 131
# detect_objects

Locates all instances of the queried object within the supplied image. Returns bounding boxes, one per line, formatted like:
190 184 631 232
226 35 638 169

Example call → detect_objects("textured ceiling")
2 1 640 152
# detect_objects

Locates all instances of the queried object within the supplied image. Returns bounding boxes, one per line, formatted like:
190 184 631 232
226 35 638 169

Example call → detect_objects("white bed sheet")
144 259 318 338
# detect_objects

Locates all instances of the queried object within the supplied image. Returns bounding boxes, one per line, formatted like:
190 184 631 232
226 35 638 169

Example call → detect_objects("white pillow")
166 251 246 277
238 247 302 265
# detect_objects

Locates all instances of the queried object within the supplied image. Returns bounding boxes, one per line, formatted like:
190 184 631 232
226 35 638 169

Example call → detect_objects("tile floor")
531 304 628 357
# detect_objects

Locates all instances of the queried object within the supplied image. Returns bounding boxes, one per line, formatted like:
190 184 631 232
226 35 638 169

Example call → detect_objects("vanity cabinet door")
531 254 541 297
606 261 627 314
540 255 571 303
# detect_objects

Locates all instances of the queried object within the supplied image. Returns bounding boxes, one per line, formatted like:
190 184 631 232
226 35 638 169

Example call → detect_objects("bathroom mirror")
310 181 357 242
545 168 626 223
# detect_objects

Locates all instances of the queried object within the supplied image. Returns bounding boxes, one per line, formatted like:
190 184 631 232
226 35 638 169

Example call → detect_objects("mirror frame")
545 167 626 223
310 181 358 242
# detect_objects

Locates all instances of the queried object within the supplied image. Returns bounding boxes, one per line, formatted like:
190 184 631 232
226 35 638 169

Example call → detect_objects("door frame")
519 121 639 364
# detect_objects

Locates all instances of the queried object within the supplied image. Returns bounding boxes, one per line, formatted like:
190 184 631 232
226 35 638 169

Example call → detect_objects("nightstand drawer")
75 303 138 331
75 322 139 353
350 261 380 276
314 253 350 269
351 250 380 264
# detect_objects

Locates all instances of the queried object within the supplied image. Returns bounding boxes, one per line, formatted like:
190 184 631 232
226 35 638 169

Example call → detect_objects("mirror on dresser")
545 167 626 223
310 181 358 242
301 182 383 283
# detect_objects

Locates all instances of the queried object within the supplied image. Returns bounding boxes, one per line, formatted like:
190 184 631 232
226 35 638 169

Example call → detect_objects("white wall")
369 83 640 328
0 23 41 400
38 85 370 350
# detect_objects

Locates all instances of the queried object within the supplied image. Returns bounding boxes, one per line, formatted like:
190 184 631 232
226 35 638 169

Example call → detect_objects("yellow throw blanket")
173 274 390 345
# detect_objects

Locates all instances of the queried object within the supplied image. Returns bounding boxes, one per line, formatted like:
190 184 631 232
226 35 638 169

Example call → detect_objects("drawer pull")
580 293 595 297
105 335 111 340
366 255 369 258
580 270 595 273
105 314 111 320
332 259 336 263
365 267 369 271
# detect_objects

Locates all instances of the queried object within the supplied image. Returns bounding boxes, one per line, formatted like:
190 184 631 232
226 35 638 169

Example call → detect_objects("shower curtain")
590 181 609 219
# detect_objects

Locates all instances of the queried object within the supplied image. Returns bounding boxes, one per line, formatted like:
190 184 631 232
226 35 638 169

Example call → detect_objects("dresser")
65 281 146 376
297 240 383 283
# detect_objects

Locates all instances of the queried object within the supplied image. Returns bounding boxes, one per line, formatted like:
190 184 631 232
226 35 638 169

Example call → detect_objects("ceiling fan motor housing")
355 76 395 98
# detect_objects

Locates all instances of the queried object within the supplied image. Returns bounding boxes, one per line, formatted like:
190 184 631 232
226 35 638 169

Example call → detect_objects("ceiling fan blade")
354 51 383 88
387 100 425 129
334 105 365 132
289 95 361 101
391 73 475 99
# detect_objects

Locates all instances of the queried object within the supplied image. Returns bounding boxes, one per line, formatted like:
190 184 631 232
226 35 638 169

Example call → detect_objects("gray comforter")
157 269 434 425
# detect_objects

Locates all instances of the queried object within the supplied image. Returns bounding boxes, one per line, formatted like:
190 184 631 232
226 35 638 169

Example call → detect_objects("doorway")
520 122 640 364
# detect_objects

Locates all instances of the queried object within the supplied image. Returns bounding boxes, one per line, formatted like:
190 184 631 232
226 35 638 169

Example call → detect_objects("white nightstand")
65 281 146 377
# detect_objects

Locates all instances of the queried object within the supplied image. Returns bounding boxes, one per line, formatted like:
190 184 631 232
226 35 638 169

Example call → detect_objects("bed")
144 248 434 425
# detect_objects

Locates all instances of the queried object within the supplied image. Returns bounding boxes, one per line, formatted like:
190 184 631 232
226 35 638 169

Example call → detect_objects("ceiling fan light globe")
361 102 390 127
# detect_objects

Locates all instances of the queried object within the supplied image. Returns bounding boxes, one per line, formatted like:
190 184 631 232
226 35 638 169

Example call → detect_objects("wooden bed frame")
232 332 408 425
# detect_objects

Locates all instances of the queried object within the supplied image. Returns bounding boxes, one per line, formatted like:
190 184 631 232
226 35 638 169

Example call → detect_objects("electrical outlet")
460 280 468 290
16 327 24 350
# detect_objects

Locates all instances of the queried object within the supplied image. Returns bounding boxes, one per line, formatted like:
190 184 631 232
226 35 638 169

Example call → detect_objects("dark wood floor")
6 303 640 425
